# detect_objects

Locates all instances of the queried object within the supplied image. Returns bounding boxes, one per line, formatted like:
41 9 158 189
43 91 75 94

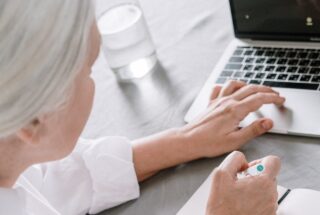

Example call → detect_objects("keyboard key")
244 50 254 56
309 52 319 59
229 78 239 81
233 49 243 56
245 57 255 63
254 65 264 71
265 51 275 57
255 58 266 64
277 74 288 80
310 68 320 75
263 81 319 90
298 67 309 74
276 66 287 72
249 80 262 85
286 51 297 58
310 60 320 67
220 70 234 77
275 51 286 57
277 58 287 65
255 73 266 79
225 64 242 70
300 75 312 82
243 65 253 71
287 66 298 73
216 77 227 84
234 71 244 78
312 76 320 83
245 72 255 78
266 58 277 64
265 66 275 72
289 74 300 81
229 57 244 63
288 59 299 65
240 79 249 83
297 52 308 58
266 73 277 80
255 50 265 56
299 60 310 66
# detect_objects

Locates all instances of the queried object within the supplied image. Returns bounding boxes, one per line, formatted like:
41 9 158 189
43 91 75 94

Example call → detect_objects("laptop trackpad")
240 89 320 137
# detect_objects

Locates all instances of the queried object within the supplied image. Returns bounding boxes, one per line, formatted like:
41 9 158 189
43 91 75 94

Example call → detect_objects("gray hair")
0 0 94 138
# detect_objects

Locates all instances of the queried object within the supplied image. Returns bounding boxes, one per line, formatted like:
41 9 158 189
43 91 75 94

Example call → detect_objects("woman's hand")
132 81 285 182
181 81 285 158
206 151 280 215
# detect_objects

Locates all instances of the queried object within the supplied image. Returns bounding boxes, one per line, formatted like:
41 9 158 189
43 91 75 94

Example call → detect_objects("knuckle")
251 123 263 136
213 85 220 90
265 156 281 171
247 84 259 92
231 151 245 160
231 80 239 85
239 80 247 85
269 155 281 164
263 85 273 91
223 101 238 113
222 104 234 115
212 168 228 181
227 80 238 86
219 97 231 105
256 92 265 99
212 85 220 92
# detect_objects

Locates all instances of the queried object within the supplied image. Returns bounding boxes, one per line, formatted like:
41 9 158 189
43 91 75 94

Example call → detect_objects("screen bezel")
229 0 320 42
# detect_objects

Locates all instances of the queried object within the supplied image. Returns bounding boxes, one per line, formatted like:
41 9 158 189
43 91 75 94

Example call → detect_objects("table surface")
83 0 320 214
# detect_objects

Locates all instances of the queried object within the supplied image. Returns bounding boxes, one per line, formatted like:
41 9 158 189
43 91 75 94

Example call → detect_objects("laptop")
185 0 320 137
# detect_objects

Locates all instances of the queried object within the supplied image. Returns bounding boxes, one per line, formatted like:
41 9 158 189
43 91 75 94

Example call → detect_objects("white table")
83 0 320 214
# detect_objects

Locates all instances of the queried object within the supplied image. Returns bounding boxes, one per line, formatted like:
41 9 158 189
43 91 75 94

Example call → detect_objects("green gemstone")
257 165 264 172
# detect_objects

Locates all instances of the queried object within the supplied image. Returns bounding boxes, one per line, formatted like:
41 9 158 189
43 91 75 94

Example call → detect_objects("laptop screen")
229 0 320 41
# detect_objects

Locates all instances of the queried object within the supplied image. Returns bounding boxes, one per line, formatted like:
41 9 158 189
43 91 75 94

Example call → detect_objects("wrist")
176 125 208 160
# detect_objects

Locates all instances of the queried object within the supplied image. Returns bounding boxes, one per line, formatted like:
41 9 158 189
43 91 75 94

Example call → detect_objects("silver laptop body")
185 0 320 137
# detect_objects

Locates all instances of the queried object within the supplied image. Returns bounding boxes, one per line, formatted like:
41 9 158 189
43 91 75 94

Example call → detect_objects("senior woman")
0 0 284 214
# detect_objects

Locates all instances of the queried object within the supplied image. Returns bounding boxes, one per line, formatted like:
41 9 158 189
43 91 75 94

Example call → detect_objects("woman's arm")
133 128 201 181
133 81 285 182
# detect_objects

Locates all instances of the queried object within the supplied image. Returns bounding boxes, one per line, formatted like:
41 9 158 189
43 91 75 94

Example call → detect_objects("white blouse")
0 137 140 215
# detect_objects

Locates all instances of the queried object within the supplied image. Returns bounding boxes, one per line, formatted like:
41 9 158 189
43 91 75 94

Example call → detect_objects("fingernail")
262 120 272 130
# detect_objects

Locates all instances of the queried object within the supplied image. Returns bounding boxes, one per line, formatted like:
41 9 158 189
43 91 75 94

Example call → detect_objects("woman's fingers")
219 151 249 176
261 156 281 179
235 93 286 120
231 85 279 101
210 85 222 101
224 92 284 147
230 118 273 147
248 159 264 167
219 80 246 97
212 82 281 103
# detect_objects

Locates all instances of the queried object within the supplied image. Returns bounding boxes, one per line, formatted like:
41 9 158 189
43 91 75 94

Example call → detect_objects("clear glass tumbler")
97 0 157 82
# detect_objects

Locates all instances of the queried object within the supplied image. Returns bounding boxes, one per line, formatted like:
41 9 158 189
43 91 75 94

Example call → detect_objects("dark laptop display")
230 0 320 41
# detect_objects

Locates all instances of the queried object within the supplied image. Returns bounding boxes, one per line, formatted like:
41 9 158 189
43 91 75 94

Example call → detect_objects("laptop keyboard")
216 46 320 91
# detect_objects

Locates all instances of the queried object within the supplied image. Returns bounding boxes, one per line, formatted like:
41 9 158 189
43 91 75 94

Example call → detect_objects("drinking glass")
97 0 157 82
